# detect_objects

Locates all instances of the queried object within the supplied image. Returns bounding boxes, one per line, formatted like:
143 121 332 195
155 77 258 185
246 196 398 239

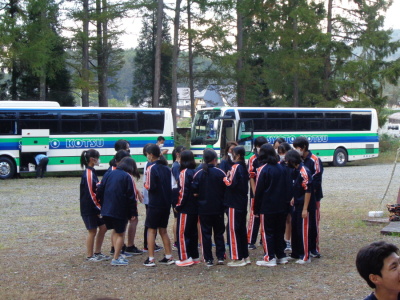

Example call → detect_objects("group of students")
79 135 323 267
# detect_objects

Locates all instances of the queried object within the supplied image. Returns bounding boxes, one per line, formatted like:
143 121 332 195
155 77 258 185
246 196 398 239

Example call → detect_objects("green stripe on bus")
22 137 49 146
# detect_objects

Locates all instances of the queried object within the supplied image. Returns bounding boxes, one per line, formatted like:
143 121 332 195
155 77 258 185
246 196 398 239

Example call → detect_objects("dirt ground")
1 163 400 300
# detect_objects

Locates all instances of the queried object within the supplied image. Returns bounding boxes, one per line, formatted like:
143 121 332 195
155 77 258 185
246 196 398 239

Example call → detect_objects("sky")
117 0 400 49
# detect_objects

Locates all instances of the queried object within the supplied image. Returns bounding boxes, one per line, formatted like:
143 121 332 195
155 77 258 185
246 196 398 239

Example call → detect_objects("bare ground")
1 162 400 300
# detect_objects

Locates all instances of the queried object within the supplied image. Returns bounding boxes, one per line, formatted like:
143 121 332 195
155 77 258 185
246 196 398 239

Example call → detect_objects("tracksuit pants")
176 213 199 261
199 214 225 262
227 208 248 260
260 212 287 261
247 198 260 245
291 205 316 262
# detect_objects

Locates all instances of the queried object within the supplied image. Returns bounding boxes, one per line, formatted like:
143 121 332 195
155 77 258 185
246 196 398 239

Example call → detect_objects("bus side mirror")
213 119 219 131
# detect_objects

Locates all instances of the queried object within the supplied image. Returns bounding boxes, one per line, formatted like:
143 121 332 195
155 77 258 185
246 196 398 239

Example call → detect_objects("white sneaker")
276 257 289 264
256 258 277 267
192 257 201 265
175 257 194 267
285 241 292 252
295 257 311 264
244 257 251 265
227 259 247 267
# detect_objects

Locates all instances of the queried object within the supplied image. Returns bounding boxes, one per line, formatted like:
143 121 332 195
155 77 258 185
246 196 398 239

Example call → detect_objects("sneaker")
244 257 251 265
125 245 143 255
155 244 163 252
256 258 277 267
192 258 201 265
227 259 247 267
175 257 194 267
276 257 289 264
310 251 321 258
206 260 213 267
172 242 178 251
110 247 115 255
296 257 311 264
86 255 102 262
121 252 133 258
143 257 156 267
248 244 256 250
142 247 148 253
285 241 292 252
159 256 175 265
111 256 129 266
217 258 224 265
94 253 111 261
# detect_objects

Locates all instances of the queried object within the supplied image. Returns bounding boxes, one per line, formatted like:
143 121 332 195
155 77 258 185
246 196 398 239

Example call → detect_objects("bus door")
20 129 49 171
237 119 254 156
219 118 236 158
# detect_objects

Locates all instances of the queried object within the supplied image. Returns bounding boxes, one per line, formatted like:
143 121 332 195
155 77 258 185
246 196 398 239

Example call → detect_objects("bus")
190 107 379 166
0 101 174 179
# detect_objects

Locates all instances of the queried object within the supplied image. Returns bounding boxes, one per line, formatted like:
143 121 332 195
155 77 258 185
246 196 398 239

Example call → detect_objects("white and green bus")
0 101 174 179
190 107 379 166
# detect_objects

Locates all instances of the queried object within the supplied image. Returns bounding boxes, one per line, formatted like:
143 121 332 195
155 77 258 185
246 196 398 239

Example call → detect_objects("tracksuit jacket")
192 164 226 215
80 166 101 216
254 162 290 215
97 168 138 220
175 168 197 214
292 163 315 210
144 160 172 209
223 161 249 211
219 158 235 173
303 151 323 201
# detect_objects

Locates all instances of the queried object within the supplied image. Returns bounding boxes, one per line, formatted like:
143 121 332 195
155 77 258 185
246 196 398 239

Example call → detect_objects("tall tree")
171 0 182 130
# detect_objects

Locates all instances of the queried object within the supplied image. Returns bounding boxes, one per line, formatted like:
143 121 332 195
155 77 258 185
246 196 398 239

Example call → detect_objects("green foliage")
175 132 191 149
379 133 400 153
177 118 191 128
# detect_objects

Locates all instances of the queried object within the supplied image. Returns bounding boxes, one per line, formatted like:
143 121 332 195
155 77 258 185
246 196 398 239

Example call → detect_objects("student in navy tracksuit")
171 146 186 250
143 144 174 267
293 137 323 257
247 136 268 249
174 150 199 267
254 144 291 267
192 148 226 267
219 141 238 173
223 146 249 267
79 149 109 262
285 149 315 264
97 157 139 266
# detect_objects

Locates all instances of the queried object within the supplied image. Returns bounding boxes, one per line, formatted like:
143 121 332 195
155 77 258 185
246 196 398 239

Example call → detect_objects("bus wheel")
333 148 347 167
0 157 16 179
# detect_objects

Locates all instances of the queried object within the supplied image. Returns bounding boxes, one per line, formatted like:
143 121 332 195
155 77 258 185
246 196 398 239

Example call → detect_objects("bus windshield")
191 109 222 145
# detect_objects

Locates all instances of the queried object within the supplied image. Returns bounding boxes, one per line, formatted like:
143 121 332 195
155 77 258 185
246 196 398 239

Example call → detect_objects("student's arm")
144 165 157 191
302 192 311 219
127 175 138 219
176 170 191 212
87 169 101 210
223 164 240 188
191 170 201 197
253 167 266 216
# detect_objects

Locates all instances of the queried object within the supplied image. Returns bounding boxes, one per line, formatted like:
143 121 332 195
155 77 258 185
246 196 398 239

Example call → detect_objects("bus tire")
333 148 347 167
0 156 16 179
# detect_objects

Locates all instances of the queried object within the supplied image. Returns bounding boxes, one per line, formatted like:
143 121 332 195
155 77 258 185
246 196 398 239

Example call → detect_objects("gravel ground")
1 162 400 299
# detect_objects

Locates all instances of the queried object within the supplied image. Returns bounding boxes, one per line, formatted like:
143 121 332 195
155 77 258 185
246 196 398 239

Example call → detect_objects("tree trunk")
40 73 46 101
171 0 181 133
82 0 90 107
323 0 333 100
96 0 107 107
292 1 299 107
101 0 108 107
153 0 163 107
187 0 195 120
236 0 245 107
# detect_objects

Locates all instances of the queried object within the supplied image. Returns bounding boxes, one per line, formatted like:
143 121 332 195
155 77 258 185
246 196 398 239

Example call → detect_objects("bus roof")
197 107 376 112
0 101 61 107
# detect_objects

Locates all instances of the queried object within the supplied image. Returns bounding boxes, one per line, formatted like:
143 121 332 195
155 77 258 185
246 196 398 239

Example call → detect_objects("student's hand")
226 171 231 177
255 214 260 218
138 192 144 203
193 193 199 197
302 210 308 219
174 208 178 214
290 198 294 206
130 216 137 221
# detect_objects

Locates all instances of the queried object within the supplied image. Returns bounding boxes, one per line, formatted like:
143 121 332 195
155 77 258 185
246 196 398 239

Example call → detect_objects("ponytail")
80 149 100 168
202 148 217 173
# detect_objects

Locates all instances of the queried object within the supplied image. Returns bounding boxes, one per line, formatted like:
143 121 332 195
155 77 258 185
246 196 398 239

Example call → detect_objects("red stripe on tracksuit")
229 208 239 260
144 164 155 190
316 201 320 252
247 198 255 242
178 213 188 261
86 169 100 210
260 214 270 262
302 213 309 262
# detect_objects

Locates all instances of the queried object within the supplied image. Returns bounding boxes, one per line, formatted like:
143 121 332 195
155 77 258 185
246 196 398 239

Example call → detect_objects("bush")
380 133 400 153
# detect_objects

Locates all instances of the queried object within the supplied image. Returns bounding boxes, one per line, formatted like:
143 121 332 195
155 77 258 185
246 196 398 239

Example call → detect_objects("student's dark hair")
80 149 100 168
273 137 286 147
278 142 292 155
172 146 186 162
258 144 278 165
118 156 140 180
293 136 309 151
356 241 399 289
142 143 151 157
223 141 238 160
157 136 165 142
180 150 196 170
232 146 245 162
202 148 217 173
109 150 131 167
254 136 268 152
146 144 161 158
114 139 130 151
285 149 302 166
